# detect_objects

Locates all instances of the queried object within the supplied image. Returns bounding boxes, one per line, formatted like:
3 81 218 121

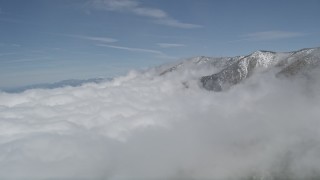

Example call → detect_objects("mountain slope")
160 47 320 91
201 48 320 91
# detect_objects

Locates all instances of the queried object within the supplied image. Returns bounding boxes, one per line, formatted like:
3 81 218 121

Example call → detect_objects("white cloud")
1 61 320 179
97 44 164 55
156 18 203 29
4 57 52 64
133 7 167 18
93 0 138 11
69 34 118 43
157 43 185 48
241 30 306 41
90 0 202 29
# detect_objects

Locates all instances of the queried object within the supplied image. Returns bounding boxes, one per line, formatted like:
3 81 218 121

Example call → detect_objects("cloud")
157 43 185 48
1 60 320 179
241 30 306 41
156 18 203 29
92 0 138 11
132 7 167 18
68 34 118 43
2 57 52 64
97 44 164 55
90 0 202 29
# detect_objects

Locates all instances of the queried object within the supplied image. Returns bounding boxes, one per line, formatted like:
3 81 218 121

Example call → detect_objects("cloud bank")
0 63 320 179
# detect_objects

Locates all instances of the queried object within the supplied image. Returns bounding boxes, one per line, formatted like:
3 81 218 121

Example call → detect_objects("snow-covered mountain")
160 47 320 91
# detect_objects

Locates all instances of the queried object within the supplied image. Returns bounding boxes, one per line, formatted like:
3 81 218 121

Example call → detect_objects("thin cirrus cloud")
133 7 167 18
97 44 164 55
241 31 306 41
68 34 118 43
90 0 202 29
3 57 52 64
157 43 185 48
155 18 202 29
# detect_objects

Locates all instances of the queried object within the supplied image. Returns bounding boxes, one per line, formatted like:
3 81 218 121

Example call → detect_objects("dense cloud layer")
0 65 320 179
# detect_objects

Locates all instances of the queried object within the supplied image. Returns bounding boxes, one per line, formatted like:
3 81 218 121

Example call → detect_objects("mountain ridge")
159 47 320 91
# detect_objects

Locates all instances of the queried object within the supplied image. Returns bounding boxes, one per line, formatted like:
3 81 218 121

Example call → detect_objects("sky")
0 0 320 88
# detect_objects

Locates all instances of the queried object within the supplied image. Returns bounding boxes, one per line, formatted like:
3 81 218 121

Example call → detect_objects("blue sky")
0 0 320 88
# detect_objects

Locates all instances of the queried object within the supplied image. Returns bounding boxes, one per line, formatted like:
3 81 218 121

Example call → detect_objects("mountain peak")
159 47 320 92
201 47 320 91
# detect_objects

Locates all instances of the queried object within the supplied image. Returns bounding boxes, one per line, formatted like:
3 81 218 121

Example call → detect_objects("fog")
0 66 320 179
